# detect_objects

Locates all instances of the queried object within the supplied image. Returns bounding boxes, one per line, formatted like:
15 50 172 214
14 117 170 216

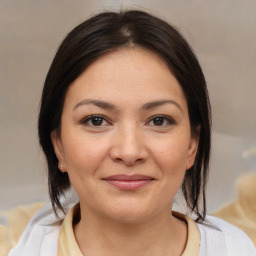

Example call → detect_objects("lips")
103 175 154 191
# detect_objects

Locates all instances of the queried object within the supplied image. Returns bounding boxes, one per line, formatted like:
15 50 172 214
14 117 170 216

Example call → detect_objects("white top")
7 194 256 256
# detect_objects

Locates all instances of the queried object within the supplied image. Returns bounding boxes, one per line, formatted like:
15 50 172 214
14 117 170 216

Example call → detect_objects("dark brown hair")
38 10 211 221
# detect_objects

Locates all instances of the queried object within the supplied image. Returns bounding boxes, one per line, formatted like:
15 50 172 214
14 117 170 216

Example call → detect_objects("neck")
74 205 187 256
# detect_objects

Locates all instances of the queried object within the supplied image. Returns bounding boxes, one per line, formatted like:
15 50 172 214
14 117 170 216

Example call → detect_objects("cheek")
61 132 109 175
151 135 190 174
151 137 190 202
61 135 109 201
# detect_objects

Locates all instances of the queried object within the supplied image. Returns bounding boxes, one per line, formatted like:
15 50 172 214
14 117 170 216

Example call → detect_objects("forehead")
64 47 187 109
74 47 171 84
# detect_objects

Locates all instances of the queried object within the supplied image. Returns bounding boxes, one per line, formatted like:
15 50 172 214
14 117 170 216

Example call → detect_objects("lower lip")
104 179 153 190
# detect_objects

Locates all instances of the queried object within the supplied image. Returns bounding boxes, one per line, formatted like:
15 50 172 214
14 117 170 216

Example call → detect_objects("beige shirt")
58 206 200 256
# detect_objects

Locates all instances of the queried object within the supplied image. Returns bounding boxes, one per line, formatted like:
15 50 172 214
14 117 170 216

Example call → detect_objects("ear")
186 126 200 170
51 130 66 172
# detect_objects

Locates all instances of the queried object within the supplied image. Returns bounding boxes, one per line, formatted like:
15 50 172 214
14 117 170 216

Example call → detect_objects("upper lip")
103 174 154 181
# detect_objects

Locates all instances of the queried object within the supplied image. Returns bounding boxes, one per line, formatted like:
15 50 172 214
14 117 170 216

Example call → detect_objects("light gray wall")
1 0 256 211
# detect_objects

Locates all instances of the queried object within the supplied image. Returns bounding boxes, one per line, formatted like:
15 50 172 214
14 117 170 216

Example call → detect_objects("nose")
109 124 149 166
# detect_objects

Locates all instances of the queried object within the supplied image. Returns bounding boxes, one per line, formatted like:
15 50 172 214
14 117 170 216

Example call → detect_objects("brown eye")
91 116 104 126
152 117 165 126
81 115 110 127
147 115 175 127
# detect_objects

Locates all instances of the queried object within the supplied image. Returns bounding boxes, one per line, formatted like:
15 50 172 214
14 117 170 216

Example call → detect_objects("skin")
52 48 199 256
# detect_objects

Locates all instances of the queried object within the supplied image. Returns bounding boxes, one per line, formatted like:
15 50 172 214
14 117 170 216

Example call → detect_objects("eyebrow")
142 100 183 113
73 99 183 113
73 99 116 111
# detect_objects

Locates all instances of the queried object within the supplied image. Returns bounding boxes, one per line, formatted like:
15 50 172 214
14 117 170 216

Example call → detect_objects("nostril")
115 157 123 162
113 156 146 166
109 134 149 165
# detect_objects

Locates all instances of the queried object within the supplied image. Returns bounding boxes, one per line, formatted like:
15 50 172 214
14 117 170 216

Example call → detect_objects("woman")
9 10 255 256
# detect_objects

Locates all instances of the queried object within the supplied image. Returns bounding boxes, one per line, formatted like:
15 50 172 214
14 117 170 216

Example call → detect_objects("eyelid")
146 114 176 126
79 114 112 126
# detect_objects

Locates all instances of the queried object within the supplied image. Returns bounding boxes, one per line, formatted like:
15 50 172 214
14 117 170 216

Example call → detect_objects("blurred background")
1 0 256 212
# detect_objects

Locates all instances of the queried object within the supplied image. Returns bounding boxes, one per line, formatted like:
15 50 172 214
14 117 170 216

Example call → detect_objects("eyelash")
80 115 111 127
146 115 176 127
80 114 175 128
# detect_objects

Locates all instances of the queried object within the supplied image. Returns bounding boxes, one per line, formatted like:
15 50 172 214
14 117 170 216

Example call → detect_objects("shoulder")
7 192 78 256
0 202 45 256
6 202 62 256
197 215 256 256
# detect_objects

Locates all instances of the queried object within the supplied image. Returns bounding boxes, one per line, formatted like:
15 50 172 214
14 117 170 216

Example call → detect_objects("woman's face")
52 48 199 223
